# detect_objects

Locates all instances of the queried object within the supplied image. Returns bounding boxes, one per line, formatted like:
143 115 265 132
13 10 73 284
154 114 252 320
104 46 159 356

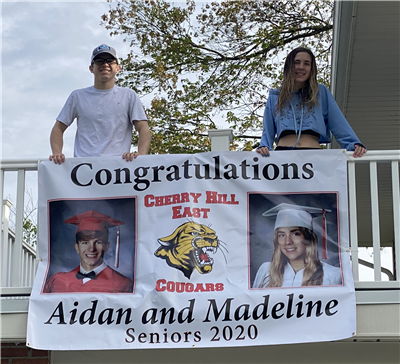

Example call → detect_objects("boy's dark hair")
76 230 108 244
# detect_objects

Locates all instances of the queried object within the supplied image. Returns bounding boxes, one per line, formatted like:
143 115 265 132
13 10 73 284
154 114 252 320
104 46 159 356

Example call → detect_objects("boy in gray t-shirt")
49 44 151 164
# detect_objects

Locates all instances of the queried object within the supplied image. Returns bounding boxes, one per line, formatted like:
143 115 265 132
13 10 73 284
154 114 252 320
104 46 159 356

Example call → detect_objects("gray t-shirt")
57 86 147 157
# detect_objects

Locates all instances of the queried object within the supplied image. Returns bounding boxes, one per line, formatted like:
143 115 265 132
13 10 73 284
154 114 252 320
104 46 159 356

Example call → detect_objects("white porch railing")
1 200 38 288
1 159 39 291
1 151 399 300
347 151 400 282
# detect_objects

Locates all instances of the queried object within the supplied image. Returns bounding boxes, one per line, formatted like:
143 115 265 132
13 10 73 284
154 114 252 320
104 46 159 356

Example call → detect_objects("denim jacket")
259 84 366 151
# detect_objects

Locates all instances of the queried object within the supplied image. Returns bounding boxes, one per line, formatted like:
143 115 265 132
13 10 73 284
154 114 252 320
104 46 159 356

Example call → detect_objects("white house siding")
332 1 400 249
343 1 400 151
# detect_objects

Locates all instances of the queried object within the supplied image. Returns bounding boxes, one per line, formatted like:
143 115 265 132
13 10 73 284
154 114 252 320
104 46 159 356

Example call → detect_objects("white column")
208 129 234 152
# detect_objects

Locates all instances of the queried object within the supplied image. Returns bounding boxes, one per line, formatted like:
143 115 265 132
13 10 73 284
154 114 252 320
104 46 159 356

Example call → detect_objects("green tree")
9 190 38 248
23 217 37 247
102 0 333 153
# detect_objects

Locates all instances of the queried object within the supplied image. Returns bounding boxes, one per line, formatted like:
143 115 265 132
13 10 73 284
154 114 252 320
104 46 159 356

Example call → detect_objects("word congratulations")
70 156 315 192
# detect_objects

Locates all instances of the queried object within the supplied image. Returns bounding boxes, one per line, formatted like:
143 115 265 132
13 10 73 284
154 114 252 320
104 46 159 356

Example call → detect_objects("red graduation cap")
64 210 124 268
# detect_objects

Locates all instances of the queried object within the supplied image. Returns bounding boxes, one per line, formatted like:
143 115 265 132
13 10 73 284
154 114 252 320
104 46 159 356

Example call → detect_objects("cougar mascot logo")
155 222 221 279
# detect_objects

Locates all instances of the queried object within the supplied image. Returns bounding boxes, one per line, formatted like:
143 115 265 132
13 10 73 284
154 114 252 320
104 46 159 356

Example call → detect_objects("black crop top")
279 130 320 139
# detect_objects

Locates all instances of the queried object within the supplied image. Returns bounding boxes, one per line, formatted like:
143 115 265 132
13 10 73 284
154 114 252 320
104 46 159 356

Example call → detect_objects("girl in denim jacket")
257 47 366 158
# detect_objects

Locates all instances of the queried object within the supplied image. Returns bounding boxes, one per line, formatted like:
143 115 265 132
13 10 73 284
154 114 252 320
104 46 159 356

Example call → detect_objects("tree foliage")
23 218 37 247
102 0 333 153
9 189 38 247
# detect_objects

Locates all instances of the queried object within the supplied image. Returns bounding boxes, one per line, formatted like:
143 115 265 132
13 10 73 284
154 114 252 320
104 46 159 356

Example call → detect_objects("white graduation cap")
262 203 332 260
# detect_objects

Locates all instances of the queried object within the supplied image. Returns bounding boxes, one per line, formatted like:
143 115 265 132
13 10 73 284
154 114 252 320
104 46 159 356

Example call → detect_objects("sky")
0 0 214 161
1 0 139 230
0 0 394 280
1 0 139 161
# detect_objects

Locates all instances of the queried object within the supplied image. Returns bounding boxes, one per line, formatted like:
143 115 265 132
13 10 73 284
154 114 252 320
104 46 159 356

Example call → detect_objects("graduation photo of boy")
42 198 136 294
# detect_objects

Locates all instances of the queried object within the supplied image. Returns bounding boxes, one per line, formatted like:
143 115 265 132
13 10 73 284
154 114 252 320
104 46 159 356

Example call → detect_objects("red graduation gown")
43 266 132 293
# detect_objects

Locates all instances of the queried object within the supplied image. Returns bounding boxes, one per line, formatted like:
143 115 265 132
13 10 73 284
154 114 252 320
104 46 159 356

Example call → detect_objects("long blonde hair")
276 47 319 114
261 227 323 287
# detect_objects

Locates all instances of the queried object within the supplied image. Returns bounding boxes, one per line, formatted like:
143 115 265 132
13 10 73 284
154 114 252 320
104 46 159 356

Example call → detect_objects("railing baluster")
25 252 30 286
34 257 39 282
369 161 382 281
24 250 28 286
23 250 27 286
7 233 13 287
0 169 5 287
27 251 31 286
0 169 4 236
11 169 25 287
348 161 359 281
1 200 12 287
32 255 37 286
392 160 400 280
27 251 32 286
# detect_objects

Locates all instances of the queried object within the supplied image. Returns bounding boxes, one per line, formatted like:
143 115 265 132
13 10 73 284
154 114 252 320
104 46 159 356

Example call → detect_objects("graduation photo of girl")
249 193 343 289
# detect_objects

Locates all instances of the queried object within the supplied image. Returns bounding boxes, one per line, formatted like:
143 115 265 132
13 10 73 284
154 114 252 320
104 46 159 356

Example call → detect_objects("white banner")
27 150 356 350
